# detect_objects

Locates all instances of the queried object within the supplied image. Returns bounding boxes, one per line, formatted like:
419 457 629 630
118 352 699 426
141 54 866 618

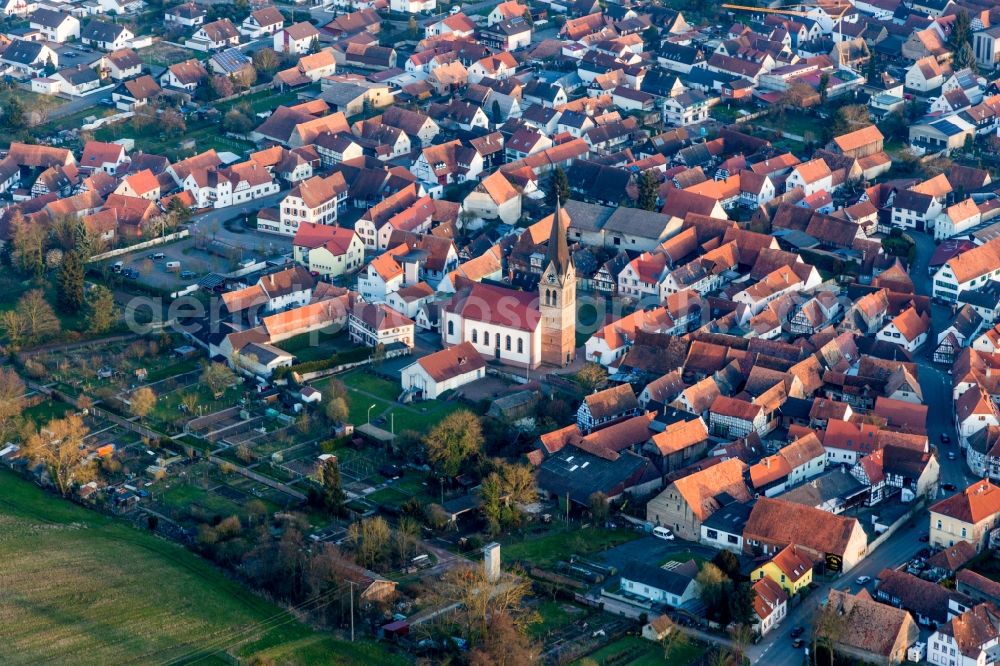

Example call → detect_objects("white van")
112 261 124 273
165 261 181 272
652 526 674 541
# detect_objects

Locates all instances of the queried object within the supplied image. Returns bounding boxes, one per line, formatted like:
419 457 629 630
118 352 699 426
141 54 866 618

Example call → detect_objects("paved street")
49 89 113 121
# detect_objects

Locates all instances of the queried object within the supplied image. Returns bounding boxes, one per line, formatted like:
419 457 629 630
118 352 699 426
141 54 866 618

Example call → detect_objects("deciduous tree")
201 362 236 397
0 367 25 441
252 47 280 73
23 415 95 496
87 286 118 334
324 396 349 424
348 515 391 570
17 290 60 343
130 387 157 420
423 409 483 477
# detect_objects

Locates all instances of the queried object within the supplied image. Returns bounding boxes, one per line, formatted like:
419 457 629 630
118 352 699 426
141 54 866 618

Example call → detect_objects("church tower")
539 201 576 367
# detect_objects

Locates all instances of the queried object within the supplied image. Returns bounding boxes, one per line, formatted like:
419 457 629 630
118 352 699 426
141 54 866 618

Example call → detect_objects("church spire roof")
545 198 571 276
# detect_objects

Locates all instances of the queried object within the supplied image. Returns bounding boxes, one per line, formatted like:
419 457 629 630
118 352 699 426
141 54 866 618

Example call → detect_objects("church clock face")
547 273 556 283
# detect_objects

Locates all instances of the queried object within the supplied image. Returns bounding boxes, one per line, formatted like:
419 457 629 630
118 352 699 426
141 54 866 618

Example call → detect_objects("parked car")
918 533 930 542
940 433 951 444
855 575 871 585
792 639 804 648
180 270 196 279
652 526 674 540
942 483 957 492
790 626 805 638
151 252 165 260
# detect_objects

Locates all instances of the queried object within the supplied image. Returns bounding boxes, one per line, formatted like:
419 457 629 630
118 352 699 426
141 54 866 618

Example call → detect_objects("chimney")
483 542 501 582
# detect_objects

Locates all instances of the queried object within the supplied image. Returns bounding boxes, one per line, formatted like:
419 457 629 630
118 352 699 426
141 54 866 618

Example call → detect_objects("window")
505 335 511 351
937 519 942 530
517 338 523 354
484 332 490 346
961 527 967 538
472 330 478 343
447 320 454 336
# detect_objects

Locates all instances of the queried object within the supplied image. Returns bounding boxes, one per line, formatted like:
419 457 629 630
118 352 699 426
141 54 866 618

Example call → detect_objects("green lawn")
215 87 313 115
341 370 402 402
316 370 466 431
95 119 254 162
659 550 707 567
576 635 706 666
0 469 408 665
529 600 587 638
21 399 74 426
276 330 356 363
503 526 640 569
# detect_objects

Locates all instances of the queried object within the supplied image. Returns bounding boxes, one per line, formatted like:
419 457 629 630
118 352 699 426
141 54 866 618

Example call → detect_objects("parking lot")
107 223 294 291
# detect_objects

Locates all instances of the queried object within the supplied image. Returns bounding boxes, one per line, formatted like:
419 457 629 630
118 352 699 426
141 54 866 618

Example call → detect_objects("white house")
876 306 931 353
933 237 1000 302
273 22 319 55
619 560 700 608
80 20 134 51
240 6 283 38
266 174 347 236
462 171 521 226
389 0 434 13
786 158 833 197
752 577 788 637
29 8 80 42
401 341 486 400
347 303 415 349
927 604 1000 666
291 222 365 278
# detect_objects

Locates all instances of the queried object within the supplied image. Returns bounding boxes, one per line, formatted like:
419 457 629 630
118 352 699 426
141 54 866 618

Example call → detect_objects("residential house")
401 341 486 400
751 544 815 595
929 479 1000 551
743 497 868 572
646 457 752 541
821 589 918 665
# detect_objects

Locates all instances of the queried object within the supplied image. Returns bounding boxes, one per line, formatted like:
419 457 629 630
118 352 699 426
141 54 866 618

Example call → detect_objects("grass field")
0 469 407 665
317 370 465 433
575 635 706 666
503 526 640 569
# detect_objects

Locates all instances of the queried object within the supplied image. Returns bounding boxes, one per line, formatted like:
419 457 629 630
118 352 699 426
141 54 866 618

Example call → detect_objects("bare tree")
438 563 532 646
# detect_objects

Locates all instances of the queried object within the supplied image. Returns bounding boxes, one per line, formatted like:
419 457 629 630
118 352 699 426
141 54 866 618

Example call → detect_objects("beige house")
462 171 522 226
743 497 868 572
646 458 751 541
929 479 1000 551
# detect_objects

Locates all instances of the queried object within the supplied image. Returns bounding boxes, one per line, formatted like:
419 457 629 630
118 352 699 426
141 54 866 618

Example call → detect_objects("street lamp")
367 403 376 424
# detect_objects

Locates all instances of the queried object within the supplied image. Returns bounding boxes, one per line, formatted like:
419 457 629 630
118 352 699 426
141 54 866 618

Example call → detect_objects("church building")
440 205 576 368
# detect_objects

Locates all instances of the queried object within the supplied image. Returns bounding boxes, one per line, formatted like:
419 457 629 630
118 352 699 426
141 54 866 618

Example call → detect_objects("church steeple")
545 198 572 278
